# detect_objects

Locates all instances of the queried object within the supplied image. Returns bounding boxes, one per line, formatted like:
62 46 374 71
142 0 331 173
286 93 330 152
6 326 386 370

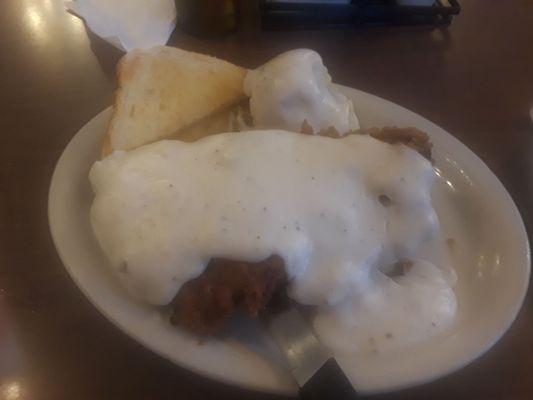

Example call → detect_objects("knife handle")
299 358 358 400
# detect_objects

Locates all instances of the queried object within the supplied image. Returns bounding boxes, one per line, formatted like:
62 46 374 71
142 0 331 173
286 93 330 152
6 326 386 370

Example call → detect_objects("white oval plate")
48 86 530 395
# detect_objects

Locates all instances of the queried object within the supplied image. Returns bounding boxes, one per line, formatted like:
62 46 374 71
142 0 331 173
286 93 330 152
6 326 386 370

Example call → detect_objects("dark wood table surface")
1 0 532 399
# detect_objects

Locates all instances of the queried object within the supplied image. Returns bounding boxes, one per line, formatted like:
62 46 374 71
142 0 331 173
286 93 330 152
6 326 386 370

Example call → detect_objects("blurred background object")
260 0 460 30
66 0 176 51
175 0 241 37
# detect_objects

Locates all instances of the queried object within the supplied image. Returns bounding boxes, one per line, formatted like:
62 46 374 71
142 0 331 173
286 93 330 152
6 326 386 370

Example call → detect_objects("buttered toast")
103 46 247 156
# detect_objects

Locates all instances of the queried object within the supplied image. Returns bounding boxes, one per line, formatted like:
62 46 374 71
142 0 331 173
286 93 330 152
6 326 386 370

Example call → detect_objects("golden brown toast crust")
101 53 139 158
102 47 247 158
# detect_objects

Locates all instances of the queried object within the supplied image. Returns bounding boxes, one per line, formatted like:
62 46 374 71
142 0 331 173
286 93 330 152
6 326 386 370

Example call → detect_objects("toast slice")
103 46 247 156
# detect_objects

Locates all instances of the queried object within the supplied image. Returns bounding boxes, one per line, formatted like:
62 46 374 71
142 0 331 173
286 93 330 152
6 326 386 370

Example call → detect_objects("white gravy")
244 49 359 134
90 130 456 353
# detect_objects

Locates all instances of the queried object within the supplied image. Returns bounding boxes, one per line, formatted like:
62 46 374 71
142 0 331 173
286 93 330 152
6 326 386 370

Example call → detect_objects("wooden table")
1 1 532 399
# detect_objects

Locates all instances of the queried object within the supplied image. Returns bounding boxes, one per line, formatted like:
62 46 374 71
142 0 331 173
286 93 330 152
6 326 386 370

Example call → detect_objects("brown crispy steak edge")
170 256 287 335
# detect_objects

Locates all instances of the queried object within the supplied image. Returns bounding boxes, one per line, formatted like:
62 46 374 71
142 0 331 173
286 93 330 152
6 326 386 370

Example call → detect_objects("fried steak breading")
359 126 433 160
170 255 287 335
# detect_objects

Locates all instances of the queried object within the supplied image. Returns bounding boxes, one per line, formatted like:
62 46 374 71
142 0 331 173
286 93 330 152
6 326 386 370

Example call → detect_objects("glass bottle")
175 0 241 37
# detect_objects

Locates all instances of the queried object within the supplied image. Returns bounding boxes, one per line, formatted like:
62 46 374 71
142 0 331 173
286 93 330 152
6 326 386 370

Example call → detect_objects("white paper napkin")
66 0 177 52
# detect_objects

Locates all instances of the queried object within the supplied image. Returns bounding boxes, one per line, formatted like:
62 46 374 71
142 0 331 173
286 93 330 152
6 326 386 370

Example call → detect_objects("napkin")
65 0 177 52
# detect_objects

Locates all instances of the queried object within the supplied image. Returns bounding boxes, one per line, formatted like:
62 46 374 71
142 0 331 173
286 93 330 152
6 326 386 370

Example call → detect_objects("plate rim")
48 85 531 394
